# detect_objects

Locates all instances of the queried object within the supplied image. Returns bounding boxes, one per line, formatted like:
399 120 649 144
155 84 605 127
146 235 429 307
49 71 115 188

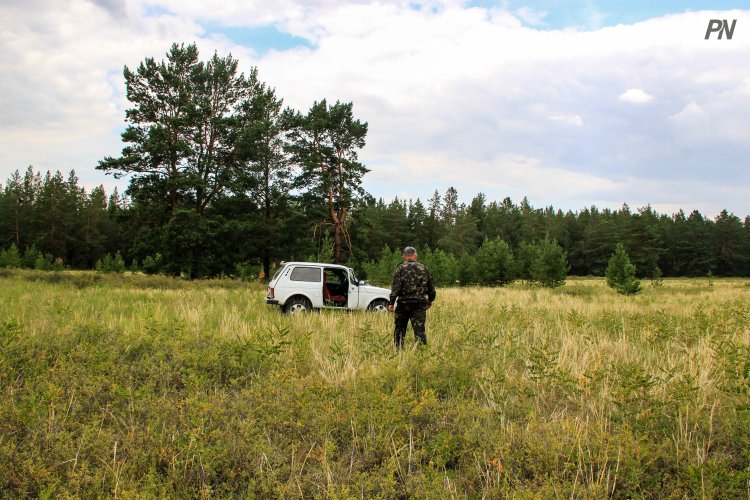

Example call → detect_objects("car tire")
284 296 312 314
368 299 389 313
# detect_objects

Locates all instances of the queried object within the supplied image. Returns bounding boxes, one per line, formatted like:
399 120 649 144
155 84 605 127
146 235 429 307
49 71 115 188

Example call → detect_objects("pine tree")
438 206 480 255
515 241 537 283
288 99 368 264
458 252 478 286
475 237 514 286
713 209 745 276
236 83 293 279
441 187 458 226
424 190 443 249
0 244 22 268
530 238 568 288
606 243 641 295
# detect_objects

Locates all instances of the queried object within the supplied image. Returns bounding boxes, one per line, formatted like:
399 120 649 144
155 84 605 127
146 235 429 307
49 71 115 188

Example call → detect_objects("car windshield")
349 269 360 284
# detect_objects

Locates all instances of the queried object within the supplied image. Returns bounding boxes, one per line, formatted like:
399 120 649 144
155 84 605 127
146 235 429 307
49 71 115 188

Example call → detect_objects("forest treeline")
1 43 749 280
1 166 748 281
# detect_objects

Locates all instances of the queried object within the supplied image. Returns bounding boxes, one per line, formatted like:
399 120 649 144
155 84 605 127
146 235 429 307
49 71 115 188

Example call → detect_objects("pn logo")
705 19 737 40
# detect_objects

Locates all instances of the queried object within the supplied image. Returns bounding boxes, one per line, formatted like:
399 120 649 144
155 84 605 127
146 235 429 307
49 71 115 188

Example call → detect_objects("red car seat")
323 272 347 304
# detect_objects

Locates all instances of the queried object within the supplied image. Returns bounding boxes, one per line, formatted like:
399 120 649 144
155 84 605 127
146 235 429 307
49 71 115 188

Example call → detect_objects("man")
388 246 437 348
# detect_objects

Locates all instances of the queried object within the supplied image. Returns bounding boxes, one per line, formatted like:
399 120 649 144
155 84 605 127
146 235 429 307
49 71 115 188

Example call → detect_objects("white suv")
266 262 391 314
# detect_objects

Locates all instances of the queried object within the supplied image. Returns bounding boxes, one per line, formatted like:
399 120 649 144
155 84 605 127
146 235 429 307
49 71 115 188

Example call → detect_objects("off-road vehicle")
265 262 391 314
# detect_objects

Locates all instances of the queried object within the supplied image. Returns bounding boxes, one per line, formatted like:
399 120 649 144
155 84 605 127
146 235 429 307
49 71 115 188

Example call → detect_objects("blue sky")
469 0 748 28
208 24 314 54
1 0 749 217
201 1 750 51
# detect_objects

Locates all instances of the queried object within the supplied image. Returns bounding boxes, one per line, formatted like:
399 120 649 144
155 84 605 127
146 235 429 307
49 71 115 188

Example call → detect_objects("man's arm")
426 268 436 303
389 266 403 306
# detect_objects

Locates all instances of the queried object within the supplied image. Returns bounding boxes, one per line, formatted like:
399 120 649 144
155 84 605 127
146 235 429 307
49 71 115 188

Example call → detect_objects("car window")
325 270 343 284
290 266 321 282
271 266 285 282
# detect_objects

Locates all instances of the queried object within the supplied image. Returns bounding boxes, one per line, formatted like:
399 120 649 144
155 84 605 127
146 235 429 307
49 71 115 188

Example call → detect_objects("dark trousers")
394 301 427 348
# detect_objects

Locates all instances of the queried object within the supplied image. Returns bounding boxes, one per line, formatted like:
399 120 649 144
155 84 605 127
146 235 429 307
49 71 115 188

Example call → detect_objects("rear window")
290 266 321 282
270 266 285 282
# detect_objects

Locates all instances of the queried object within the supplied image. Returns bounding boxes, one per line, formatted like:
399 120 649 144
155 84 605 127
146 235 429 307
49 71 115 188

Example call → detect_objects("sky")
1 0 749 218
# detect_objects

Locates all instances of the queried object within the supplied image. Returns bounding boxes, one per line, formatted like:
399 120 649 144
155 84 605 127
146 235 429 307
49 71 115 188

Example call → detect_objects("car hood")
360 284 390 295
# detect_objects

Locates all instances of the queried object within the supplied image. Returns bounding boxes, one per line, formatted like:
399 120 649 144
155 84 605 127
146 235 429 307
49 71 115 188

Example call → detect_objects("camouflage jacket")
389 260 437 305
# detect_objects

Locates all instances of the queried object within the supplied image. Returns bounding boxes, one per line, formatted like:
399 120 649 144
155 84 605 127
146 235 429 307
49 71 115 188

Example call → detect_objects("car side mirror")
358 280 365 286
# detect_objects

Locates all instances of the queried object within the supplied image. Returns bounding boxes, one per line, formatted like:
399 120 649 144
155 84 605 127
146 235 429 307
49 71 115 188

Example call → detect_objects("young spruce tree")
606 243 642 295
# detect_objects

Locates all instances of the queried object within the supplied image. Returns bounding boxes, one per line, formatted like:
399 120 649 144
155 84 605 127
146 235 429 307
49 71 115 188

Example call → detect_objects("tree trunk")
262 252 270 282
334 220 342 264
328 183 343 264
14 202 20 248
263 159 272 278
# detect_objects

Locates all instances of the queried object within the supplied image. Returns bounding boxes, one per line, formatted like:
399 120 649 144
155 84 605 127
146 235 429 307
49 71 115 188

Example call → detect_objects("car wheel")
284 296 312 314
368 299 389 313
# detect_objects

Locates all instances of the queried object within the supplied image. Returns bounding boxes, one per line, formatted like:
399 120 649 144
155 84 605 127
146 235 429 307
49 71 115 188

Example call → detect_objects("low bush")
0 274 748 496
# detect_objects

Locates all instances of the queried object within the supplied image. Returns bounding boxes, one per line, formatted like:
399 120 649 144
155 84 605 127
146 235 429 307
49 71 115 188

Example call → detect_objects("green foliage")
2 43 750 280
21 245 42 269
530 238 569 288
141 253 163 275
161 209 223 278
234 261 258 281
475 237 514 286
316 233 334 263
95 251 126 273
0 244 21 268
650 266 664 287
457 251 478 285
33 253 65 271
288 99 369 263
362 245 401 285
606 243 642 295
421 248 458 286
514 240 537 283
1 273 750 496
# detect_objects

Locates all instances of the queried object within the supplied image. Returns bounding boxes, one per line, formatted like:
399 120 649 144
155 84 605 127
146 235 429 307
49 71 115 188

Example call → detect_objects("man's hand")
387 304 394 312
426 302 432 309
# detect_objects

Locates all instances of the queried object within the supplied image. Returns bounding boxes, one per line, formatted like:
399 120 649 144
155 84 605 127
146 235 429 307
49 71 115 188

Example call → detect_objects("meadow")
1 269 749 498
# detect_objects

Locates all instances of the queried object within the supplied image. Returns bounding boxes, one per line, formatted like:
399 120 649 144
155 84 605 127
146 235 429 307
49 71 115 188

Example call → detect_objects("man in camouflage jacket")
388 246 437 348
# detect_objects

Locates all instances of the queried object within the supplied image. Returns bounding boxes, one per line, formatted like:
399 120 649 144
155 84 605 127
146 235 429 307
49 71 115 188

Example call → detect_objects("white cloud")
672 102 703 119
619 88 655 104
514 6 547 26
1 1 750 216
548 113 584 126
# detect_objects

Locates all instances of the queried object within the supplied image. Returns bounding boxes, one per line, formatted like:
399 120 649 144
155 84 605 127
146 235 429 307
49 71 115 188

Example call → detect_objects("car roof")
281 261 350 270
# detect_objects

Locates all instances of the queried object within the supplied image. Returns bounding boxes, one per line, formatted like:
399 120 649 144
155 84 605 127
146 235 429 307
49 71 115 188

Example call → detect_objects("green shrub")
141 253 163 274
95 251 126 273
32 253 64 271
606 243 642 295
650 266 664 287
0 244 21 268
530 238 568 288
514 241 537 283
21 245 42 269
475 237 514 286
362 245 401 285
421 248 458 286
458 251 478 285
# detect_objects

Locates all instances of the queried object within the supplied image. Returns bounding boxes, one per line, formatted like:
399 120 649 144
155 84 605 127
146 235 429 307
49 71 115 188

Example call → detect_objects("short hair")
402 246 417 256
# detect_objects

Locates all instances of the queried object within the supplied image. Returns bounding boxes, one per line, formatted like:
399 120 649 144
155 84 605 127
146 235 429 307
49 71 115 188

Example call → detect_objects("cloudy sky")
1 0 749 217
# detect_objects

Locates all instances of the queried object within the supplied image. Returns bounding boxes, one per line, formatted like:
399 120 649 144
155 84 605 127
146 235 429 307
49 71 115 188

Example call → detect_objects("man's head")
402 246 417 261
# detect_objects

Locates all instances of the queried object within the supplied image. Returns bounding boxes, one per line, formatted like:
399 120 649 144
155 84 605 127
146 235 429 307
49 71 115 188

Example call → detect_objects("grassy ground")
1 269 749 498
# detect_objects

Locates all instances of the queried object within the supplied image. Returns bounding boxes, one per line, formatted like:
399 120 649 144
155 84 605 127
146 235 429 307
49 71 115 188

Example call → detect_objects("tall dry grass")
1 270 749 497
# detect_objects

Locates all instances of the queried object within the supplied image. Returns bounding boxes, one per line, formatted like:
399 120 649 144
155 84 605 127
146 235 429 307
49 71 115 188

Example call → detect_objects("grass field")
1 269 749 498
